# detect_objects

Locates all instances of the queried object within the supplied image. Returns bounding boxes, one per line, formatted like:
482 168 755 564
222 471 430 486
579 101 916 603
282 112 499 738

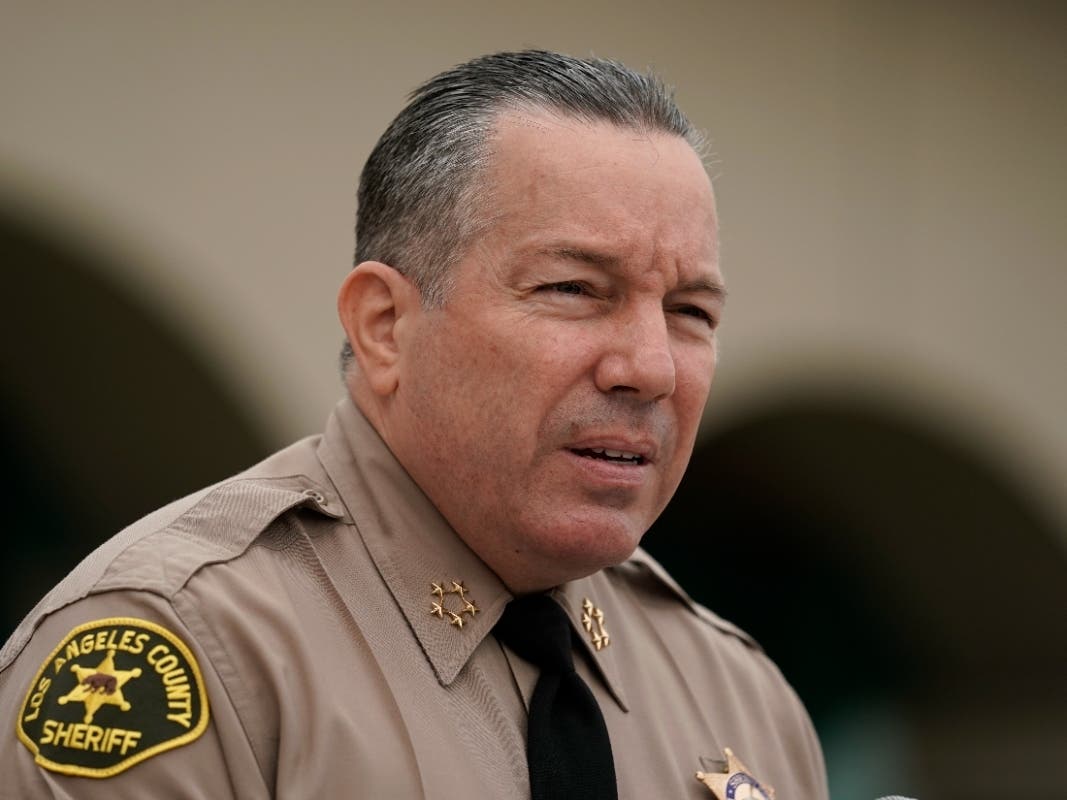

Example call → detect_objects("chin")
535 514 647 576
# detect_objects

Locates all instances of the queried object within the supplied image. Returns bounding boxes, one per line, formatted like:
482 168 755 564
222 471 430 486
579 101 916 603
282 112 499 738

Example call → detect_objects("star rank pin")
696 748 776 799
429 580 479 629
581 597 610 651
17 617 209 778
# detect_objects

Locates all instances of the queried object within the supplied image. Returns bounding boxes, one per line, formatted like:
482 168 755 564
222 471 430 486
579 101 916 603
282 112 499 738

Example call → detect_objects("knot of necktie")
494 593 575 673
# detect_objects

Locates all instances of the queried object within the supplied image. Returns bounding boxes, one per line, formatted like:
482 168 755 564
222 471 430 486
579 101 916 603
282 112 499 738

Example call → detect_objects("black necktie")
494 594 618 800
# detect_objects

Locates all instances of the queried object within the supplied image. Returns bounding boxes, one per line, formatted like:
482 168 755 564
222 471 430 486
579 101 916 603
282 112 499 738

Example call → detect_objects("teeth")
589 447 640 461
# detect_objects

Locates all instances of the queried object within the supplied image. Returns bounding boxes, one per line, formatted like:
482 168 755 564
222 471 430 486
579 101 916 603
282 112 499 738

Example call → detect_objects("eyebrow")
542 246 619 267
538 245 728 302
677 277 728 302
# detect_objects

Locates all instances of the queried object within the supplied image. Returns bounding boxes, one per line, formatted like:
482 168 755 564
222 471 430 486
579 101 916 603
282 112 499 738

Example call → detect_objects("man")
0 51 828 798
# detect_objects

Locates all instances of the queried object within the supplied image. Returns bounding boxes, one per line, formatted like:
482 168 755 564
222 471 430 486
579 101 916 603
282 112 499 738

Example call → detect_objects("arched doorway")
0 212 271 639
645 397 1067 798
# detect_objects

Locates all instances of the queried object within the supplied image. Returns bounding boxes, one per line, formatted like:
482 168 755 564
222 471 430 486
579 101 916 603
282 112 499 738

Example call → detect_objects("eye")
674 305 717 328
541 281 588 296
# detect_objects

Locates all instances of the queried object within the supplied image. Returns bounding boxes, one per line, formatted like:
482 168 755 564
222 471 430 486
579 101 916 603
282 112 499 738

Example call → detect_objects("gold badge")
696 747 776 799
581 597 610 651
17 617 210 778
429 580 479 629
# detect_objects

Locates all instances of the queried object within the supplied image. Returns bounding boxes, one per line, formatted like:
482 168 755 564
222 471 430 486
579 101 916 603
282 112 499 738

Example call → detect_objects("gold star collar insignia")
581 597 611 651
696 748 776 799
429 580 479 629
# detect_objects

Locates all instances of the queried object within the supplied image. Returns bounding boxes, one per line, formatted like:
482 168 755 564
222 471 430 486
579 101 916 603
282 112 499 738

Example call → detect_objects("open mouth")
570 447 646 465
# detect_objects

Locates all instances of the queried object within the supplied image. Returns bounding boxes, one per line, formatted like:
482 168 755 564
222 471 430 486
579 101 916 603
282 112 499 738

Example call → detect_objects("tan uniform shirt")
0 398 828 799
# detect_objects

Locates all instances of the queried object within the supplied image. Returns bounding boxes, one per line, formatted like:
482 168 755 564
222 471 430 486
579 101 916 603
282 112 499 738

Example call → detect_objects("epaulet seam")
688 604 762 652
94 475 338 596
0 474 336 671
621 549 762 651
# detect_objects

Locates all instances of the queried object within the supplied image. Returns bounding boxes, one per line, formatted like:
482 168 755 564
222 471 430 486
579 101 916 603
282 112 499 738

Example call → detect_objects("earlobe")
337 262 420 397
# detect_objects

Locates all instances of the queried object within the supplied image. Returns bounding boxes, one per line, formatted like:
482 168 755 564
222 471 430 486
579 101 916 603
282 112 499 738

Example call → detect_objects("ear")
337 261 421 397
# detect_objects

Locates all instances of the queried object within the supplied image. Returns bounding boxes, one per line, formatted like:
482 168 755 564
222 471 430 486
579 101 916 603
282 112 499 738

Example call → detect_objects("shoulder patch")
16 617 209 778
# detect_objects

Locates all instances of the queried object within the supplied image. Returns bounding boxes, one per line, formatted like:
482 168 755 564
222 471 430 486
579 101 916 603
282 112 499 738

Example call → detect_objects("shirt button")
303 489 326 505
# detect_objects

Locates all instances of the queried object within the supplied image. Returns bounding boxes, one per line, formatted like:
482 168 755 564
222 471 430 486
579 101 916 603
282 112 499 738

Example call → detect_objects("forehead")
477 110 719 271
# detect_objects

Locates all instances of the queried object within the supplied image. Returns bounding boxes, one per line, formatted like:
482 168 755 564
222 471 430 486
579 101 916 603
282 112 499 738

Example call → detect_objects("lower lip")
564 450 650 487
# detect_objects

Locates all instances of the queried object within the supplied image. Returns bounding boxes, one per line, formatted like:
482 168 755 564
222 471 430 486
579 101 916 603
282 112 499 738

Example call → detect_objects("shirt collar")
553 574 631 711
315 397 629 709
316 398 511 686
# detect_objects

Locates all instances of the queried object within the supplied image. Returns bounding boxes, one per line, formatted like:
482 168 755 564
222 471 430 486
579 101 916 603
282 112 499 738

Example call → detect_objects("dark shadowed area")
645 400 1067 798
0 214 271 640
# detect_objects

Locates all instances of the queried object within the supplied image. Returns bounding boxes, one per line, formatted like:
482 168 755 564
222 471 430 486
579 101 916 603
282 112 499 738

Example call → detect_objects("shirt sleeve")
0 589 271 800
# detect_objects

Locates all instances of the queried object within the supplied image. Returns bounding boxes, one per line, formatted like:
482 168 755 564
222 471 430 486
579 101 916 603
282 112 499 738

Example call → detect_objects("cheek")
675 346 716 403
409 325 539 448
482 322 589 400
665 351 716 462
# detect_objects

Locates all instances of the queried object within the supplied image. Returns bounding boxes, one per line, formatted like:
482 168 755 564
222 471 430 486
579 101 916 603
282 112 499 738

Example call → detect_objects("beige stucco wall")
2 1 1064 533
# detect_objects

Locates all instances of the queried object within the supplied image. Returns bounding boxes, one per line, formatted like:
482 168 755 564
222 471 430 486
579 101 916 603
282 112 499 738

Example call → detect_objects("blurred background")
2 2 1064 797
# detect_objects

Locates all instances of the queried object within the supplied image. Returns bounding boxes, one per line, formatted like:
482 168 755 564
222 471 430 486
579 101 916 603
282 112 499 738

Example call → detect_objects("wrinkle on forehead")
461 109 720 289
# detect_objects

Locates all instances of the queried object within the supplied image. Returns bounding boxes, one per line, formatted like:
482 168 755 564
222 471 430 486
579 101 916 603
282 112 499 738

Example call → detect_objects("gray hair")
341 49 703 370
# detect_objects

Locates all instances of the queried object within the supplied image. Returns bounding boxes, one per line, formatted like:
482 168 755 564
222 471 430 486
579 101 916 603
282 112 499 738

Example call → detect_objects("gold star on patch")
429 580 479 629
696 748 776 799
581 597 611 651
56 649 143 725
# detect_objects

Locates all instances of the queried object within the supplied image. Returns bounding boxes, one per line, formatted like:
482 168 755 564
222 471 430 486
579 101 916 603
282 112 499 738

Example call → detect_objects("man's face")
388 111 723 592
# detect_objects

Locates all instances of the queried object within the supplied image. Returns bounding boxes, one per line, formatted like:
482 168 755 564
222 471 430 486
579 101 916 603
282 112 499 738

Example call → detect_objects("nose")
593 303 676 402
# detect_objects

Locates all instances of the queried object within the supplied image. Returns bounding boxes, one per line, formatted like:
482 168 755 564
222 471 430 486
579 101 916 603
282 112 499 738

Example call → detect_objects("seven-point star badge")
696 747 776 799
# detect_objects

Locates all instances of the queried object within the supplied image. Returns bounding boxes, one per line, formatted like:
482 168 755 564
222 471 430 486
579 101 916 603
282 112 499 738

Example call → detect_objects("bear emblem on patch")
17 617 210 778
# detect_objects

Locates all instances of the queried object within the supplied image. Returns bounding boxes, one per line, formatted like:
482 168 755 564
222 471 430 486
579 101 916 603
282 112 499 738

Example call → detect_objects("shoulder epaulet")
619 548 762 651
1 439 342 671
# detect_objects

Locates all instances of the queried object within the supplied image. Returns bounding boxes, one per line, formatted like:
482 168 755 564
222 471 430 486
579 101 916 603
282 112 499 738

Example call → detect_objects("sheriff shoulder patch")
16 617 210 778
